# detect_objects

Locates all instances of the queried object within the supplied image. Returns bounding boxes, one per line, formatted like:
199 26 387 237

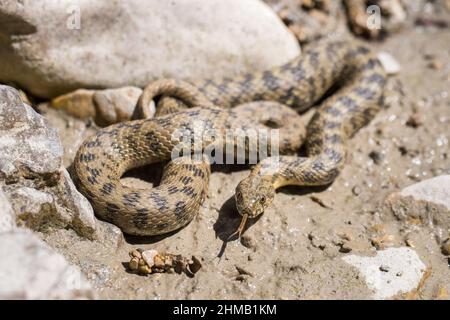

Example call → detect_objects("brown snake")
74 39 387 237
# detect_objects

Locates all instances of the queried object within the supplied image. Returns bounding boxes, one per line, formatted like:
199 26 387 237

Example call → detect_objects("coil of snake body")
74 39 387 236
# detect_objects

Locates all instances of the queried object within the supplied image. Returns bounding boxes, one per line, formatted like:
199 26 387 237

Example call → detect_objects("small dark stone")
352 186 361 196
369 151 383 165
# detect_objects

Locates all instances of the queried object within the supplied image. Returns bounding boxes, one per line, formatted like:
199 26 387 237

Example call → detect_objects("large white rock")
0 230 95 299
342 247 426 299
0 0 300 98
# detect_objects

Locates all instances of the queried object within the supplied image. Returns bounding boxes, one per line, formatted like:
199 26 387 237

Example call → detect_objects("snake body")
74 39 387 236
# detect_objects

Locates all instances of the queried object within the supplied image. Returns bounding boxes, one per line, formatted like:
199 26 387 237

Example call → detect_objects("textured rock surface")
342 248 427 299
0 85 97 238
0 230 95 299
0 187 16 233
398 175 450 210
386 176 450 236
50 86 143 126
51 89 96 120
0 0 300 98
0 85 63 179
93 86 142 126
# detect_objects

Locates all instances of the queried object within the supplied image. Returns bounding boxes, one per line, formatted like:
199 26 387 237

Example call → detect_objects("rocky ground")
0 0 449 299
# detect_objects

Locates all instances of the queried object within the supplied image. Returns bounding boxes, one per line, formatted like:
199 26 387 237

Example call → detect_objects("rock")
441 239 450 256
50 86 143 126
153 256 165 269
51 89 96 120
0 230 95 299
58 169 97 237
0 187 16 233
342 247 427 299
377 52 401 75
93 87 143 126
79 261 111 287
6 186 56 230
0 85 63 181
240 234 257 250
142 249 158 268
0 85 98 239
430 61 443 70
386 175 450 236
0 0 300 98
368 150 384 165
352 186 361 196
94 220 124 249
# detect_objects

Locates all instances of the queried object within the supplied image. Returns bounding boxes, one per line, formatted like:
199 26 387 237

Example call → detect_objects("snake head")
235 175 275 218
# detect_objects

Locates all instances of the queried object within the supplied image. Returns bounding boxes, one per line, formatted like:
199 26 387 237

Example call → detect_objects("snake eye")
236 192 243 201
260 195 266 204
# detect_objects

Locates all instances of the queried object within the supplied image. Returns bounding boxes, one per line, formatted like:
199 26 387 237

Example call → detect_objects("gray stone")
399 175 450 210
7 186 56 230
342 247 426 299
93 86 142 126
386 175 450 237
0 85 63 180
0 230 95 299
50 86 143 126
0 187 16 233
0 85 98 239
0 0 300 98
58 169 97 237
94 220 124 250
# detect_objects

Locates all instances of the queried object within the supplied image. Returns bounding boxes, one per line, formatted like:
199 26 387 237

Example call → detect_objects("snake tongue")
227 214 248 241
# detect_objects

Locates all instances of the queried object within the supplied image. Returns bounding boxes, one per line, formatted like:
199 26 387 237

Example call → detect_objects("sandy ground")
36 14 450 299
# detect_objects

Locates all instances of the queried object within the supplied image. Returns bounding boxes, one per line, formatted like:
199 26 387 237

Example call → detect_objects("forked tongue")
227 214 248 240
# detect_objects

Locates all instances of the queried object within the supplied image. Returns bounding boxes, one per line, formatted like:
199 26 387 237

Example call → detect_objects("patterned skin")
74 39 386 236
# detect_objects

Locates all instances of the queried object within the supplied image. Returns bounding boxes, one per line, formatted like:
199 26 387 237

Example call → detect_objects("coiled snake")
74 39 387 237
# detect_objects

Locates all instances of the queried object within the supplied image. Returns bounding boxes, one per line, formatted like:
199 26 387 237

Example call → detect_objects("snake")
73 39 387 237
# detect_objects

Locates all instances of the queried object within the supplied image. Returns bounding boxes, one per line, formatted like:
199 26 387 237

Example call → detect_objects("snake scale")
74 39 387 236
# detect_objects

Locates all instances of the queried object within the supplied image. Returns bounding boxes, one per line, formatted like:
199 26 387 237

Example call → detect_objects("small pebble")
129 257 139 271
188 256 202 274
371 234 395 249
377 52 401 75
369 151 383 165
153 256 165 268
309 195 332 209
235 275 247 282
406 114 422 128
235 265 254 277
138 265 152 274
379 264 390 272
240 234 257 249
130 249 142 259
405 238 416 248
164 256 173 267
442 239 450 255
339 245 352 253
142 249 158 267
428 60 443 70
352 186 361 196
